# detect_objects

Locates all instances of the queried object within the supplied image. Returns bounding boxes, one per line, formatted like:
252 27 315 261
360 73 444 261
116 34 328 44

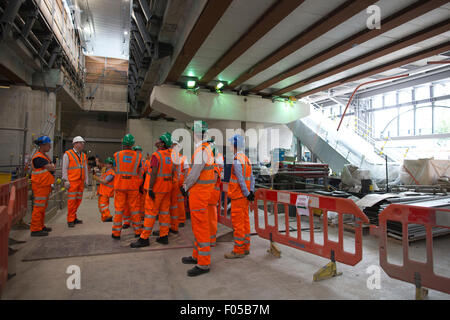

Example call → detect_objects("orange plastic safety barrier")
217 182 232 229
0 205 8 297
378 204 450 295
254 189 369 266
0 183 9 207
6 178 28 227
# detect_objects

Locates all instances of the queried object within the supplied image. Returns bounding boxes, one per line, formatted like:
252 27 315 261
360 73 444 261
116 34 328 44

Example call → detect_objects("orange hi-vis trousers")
178 195 186 224
231 197 251 254
169 185 181 232
140 192 171 239
30 185 52 232
123 203 131 226
98 195 113 221
208 204 218 247
112 190 141 236
67 180 84 223
190 191 211 268
139 192 145 222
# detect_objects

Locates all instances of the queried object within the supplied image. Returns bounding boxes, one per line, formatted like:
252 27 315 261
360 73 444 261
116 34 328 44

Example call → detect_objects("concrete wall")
0 86 56 171
61 111 127 161
84 83 128 112
128 119 187 157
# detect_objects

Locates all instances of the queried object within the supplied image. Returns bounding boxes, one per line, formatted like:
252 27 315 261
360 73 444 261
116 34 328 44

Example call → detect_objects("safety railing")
253 189 369 281
217 182 232 229
0 205 8 298
378 204 450 299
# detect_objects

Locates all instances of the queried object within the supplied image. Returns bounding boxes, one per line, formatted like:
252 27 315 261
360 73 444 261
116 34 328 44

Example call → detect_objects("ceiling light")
187 80 196 89
215 82 224 90
124 31 128 35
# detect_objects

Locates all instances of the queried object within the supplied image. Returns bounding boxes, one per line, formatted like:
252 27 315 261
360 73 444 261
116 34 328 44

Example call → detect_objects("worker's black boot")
123 224 130 229
68 222 75 228
31 230 49 237
181 256 197 264
152 230 159 236
130 237 149 248
187 266 210 277
42 226 52 232
169 228 179 235
74 218 83 224
104 217 113 222
156 235 168 245
179 223 185 228
111 234 120 240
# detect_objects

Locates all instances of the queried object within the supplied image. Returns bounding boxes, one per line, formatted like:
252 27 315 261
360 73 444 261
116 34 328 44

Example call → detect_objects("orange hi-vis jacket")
113 149 142 191
190 142 215 193
31 152 55 186
228 152 252 200
171 150 187 186
152 149 174 193
65 149 87 182
209 161 222 204
98 168 115 197
143 160 153 191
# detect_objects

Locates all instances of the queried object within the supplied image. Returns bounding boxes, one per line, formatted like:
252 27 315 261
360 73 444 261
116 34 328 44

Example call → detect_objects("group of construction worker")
29 120 255 277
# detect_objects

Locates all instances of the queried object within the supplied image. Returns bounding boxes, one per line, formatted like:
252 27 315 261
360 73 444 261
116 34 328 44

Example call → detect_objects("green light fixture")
187 80 196 89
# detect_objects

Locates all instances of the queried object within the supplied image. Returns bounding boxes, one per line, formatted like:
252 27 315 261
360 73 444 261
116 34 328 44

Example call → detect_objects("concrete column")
0 86 56 169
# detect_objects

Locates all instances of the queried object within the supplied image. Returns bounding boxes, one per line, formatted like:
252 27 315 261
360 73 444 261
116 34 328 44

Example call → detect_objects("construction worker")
111 134 143 239
180 121 215 277
133 145 146 223
207 142 223 247
225 134 255 259
30 136 56 237
169 139 189 233
62 136 89 227
131 132 175 248
93 157 115 222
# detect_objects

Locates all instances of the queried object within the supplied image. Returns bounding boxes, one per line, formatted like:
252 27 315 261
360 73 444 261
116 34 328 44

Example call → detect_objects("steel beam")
251 0 449 93
200 0 306 84
229 0 378 88
165 0 233 83
295 42 450 99
138 0 153 22
276 19 450 96
0 0 25 38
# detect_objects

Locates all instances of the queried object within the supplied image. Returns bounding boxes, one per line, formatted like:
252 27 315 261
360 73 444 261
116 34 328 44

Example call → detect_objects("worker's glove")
64 181 71 189
246 191 255 202
148 189 155 200
180 186 188 197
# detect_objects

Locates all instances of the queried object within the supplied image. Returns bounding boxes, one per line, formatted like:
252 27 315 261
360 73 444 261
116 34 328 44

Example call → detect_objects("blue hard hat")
35 135 52 145
229 134 244 149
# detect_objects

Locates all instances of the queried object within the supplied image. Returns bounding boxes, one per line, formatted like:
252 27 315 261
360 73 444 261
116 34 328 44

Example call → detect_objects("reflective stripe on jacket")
113 149 142 191
31 152 55 186
65 149 87 182
228 153 251 200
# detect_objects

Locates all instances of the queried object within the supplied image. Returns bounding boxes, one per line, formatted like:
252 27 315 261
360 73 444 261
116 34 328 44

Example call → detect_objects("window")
372 95 383 109
415 104 432 135
433 81 450 98
398 106 414 136
385 92 396 107
415 85 430 100
373 108 398 138
399 89 412 104
434 100 450 134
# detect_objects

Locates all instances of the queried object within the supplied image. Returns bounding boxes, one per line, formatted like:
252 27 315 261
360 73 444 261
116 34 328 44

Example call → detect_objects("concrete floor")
3 194 450 300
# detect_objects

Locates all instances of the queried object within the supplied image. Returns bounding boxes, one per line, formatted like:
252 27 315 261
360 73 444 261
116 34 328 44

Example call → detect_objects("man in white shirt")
62 136 89 227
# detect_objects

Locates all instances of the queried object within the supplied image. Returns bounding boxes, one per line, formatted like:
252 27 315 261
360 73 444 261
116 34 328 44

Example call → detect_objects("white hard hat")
72 136 86 144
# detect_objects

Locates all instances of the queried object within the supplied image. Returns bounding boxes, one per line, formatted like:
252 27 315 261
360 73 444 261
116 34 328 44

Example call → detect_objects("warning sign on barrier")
296 195 309 216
